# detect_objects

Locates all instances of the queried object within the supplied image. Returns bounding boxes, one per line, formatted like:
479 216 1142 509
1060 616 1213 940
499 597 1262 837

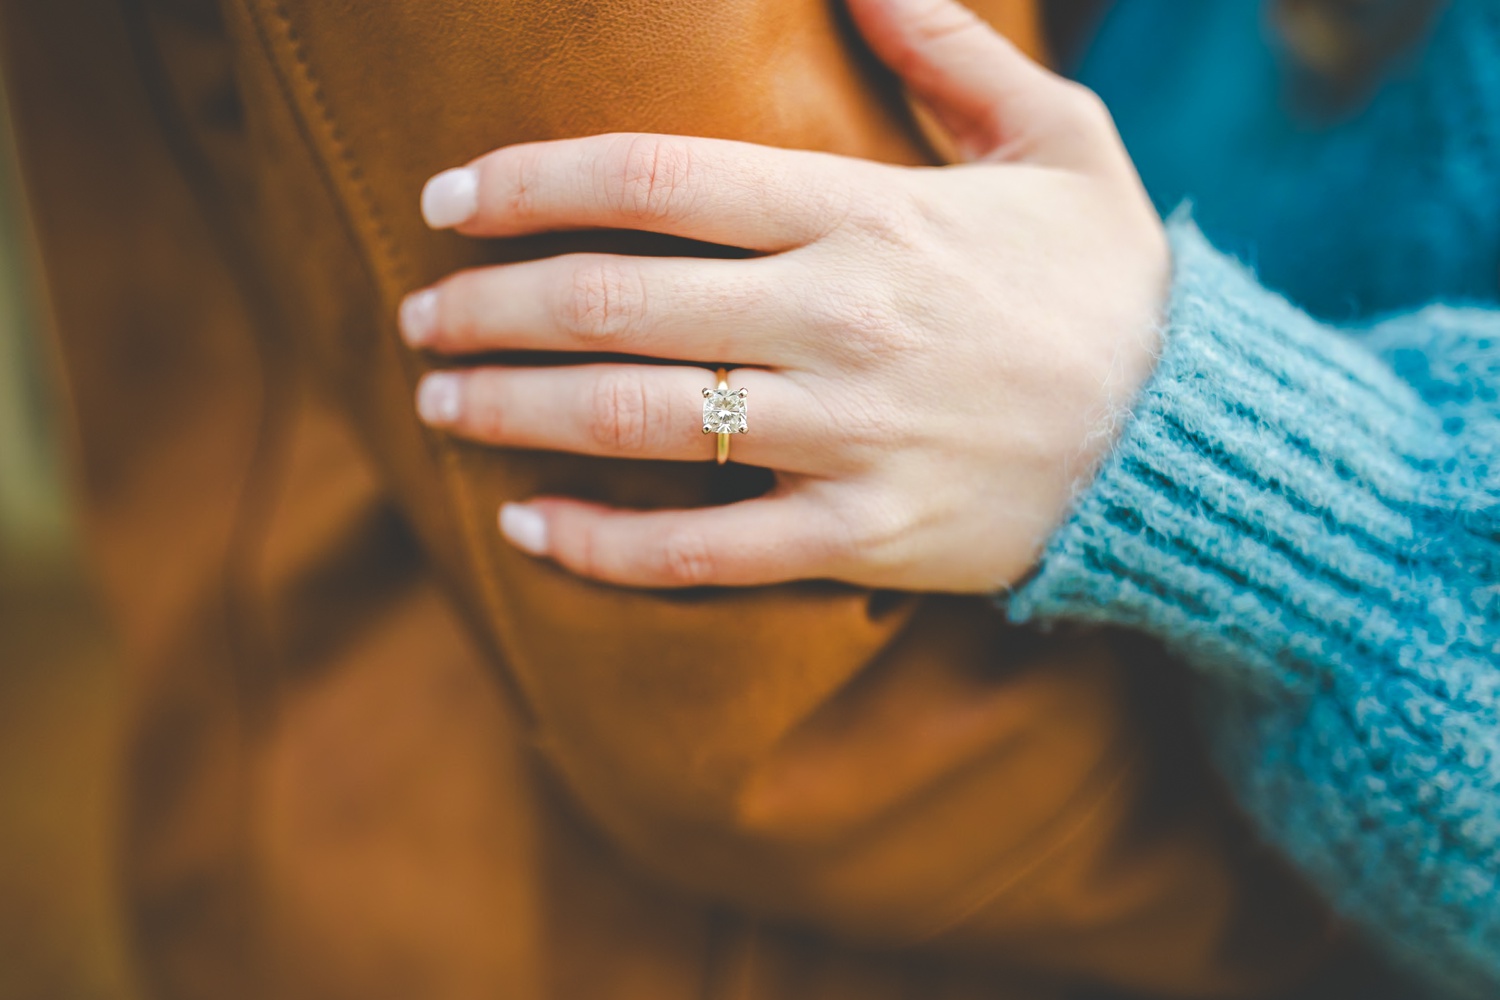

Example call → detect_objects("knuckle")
657 528 716 586
841 193 926 254
1059 81 1114 132
570 521 605 580
464 382 506 439
911 0 985 44
810 498 864 567
501 146 544 220
435 270 483 341
471 403 506 441
606 134 696 223
560 259 646 345
836 394 907 454
589 368 653 454
842 493 916 571
816 285 918 366
891 4 987 77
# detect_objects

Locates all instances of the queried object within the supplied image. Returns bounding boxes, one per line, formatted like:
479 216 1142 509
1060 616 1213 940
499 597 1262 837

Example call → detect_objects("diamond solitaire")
702 388 748 435
702 369 747 465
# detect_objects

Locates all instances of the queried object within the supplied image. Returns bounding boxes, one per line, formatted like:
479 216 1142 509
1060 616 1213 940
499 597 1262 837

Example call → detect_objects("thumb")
846 0 1092 163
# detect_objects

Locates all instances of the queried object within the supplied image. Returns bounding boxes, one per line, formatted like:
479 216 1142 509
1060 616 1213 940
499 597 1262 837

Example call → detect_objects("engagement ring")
701 367 748 465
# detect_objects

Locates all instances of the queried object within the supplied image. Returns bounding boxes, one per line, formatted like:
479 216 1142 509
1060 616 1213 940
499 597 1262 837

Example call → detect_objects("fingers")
845 0 1099 164
422 132 858 251
400 254 804 367
415 364 841 474
499 493 846 588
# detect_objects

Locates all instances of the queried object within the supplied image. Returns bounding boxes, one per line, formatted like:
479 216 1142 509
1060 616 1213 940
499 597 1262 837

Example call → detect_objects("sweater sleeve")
1006 217 1500 998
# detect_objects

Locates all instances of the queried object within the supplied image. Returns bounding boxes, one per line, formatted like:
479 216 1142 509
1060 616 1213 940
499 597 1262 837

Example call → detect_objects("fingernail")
399 288 439 346
500 503 549 556
417 372 462 425
421 167 479 229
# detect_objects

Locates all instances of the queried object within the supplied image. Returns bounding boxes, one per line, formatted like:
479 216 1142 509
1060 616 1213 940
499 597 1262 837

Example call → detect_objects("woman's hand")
401 0 1168 592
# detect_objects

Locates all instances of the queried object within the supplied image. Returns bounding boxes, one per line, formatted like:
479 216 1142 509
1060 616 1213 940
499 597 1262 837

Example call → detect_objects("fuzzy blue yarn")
1006 3 1500 995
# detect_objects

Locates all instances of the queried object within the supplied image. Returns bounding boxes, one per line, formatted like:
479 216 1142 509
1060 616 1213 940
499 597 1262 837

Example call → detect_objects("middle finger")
401 254 808 367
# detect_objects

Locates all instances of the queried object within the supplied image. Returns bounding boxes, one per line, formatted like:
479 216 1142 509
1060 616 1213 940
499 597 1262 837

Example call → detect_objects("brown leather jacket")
1 1 1393 997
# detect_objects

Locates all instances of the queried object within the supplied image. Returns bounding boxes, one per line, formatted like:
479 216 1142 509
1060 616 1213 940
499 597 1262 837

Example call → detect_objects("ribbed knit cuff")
1005 216 1441 695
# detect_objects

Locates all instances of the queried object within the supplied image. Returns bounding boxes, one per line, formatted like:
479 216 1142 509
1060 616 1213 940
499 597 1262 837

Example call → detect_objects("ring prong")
702 388 712 398
702 425 712 434
738 388 748 397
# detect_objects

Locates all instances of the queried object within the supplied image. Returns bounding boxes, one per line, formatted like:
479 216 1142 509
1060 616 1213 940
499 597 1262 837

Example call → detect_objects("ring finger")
415 363 841 474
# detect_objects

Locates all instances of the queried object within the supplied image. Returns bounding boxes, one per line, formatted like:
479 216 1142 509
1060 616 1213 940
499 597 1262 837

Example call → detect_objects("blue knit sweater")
1006 3 1500 996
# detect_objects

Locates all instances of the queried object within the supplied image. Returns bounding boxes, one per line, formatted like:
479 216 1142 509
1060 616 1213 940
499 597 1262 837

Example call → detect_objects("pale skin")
401 0 1169 592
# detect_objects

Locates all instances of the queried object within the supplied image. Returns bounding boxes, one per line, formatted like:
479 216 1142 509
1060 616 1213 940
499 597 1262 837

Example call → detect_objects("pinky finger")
499 493 844 588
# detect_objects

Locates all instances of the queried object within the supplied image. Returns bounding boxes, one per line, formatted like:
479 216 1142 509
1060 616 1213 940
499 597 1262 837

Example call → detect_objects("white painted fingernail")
417 373 462 424
500 504 549 555
421 167 479 229
399 288 440 346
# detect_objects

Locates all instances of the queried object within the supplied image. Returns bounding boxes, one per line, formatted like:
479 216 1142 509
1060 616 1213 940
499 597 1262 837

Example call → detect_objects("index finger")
421 132 857 251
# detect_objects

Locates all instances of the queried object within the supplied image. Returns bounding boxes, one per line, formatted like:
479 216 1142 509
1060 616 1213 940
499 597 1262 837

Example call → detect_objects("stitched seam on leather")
234 0 539 728
211 9 1148 987
226 13 768 995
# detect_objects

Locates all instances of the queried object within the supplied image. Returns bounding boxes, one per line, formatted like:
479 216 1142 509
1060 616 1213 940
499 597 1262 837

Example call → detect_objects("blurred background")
0 98 142 1000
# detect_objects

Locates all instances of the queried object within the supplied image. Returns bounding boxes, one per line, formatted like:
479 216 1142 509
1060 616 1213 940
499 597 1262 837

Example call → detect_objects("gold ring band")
715 369 731 465
701 367 748 465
